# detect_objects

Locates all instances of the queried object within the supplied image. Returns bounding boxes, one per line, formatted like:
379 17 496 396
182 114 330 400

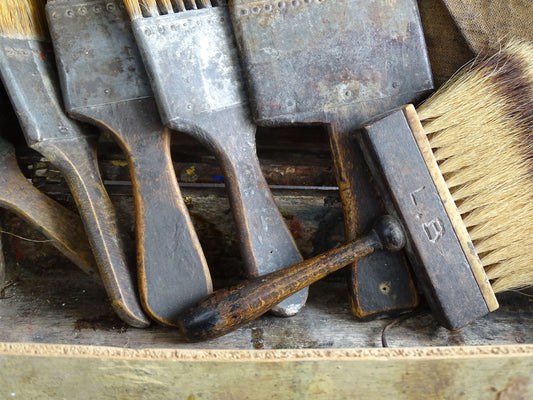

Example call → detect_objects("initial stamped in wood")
409 186 445 244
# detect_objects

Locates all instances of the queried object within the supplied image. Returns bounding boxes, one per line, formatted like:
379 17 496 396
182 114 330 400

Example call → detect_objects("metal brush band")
46 0 153 113
0 37 94 145
132 6 248 132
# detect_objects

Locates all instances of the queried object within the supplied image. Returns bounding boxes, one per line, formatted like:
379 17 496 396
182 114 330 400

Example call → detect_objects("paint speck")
186 166 196 176
212 175 224 182
111 160 128 167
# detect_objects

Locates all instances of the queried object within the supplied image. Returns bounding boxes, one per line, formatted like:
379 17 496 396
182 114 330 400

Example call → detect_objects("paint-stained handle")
33 135 150 328
0 138 98 278
215 127 308 317
85 99 212 327
178 216 406 341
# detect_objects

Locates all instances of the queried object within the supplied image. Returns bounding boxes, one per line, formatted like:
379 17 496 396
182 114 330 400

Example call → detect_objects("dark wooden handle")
125 128 212 327
178 216 406 341
86 99 212 327
33 136 150 328
328 123 419 319
0 140 98 278
216 132 307 317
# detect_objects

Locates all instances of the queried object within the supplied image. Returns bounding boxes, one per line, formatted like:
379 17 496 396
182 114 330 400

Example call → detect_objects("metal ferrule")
131 6 248 134
46 0 153 116
230 0 434 126
0 37 94 146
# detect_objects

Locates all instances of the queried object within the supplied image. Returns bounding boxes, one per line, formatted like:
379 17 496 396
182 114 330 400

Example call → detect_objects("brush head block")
417 39 533 293
358 105 495 329
128 4 248 134
0 0 48 40
46 0 153 114
0 0 95 146
229 0 432 128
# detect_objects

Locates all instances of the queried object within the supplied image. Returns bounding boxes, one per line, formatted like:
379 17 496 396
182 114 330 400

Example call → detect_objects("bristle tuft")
417 39 533 293
157 0 175 14
141 0 160 17
123 0 144 20
0 0 48 39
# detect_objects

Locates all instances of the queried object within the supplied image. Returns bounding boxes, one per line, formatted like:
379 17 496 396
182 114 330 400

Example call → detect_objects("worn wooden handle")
33 135 150 328
178 216 406 341
328 123 419 319
88 99 212 327
0 139 98 278
216 133 308 317
125 127 212 327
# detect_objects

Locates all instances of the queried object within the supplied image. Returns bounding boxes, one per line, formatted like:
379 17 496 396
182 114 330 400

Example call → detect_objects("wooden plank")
0 343 532 399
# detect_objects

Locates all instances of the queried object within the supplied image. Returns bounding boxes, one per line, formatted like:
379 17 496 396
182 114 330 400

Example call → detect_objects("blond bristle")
157 0 175 14
0 0 48 39
138 0 160 16
123 0 143 19
417 39 533 293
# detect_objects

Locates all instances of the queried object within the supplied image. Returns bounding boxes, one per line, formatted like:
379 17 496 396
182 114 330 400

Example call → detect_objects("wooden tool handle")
328 123 419 319
178 216 406 341
86 99 212 327
124 127 212 327
215 133 308 317
33 135 150 328
0 140 98 278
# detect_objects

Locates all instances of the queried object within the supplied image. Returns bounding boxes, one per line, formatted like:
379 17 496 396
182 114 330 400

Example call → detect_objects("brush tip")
0 0 48 40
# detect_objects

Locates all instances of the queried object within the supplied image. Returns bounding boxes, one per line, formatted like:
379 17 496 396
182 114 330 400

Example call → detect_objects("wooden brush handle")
33 135 150 328
0 139 98 278
85 99 212 327
215 136 309 317
178 215 406 342
124 127 212 327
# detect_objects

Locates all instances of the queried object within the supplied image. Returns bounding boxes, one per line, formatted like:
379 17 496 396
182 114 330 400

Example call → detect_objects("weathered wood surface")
1 226 532 350
0 1 532 397
1 343 533 400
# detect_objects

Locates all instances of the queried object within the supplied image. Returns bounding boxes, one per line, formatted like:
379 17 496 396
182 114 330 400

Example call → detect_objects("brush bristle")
0 0 48 39
417 39 533 293
123 0 218 18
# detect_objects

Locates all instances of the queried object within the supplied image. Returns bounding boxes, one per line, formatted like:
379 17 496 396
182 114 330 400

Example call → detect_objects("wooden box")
1 1 532 398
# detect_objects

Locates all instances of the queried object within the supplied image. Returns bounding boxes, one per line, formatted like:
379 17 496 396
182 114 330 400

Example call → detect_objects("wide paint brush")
0 135 98 278
122 0 307 316
228 0 433 318
46 0 213 326
0 0 148 326
178 39 533 341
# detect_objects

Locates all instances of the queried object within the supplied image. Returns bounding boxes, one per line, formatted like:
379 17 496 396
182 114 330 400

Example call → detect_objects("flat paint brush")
122 0 307 316
0 135 98 278
229 0 433 319
0 0 148 326
178 39 532 341
46 0 212 326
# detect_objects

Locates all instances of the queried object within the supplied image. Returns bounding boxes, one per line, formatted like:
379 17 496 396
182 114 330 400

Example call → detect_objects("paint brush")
228 0 433 319
46 0 212 326
0 135 98 278
0 0 149 326
121 0 307 316
177 39 533 341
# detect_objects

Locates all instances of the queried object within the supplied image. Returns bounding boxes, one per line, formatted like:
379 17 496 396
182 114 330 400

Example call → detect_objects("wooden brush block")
357 105 498 330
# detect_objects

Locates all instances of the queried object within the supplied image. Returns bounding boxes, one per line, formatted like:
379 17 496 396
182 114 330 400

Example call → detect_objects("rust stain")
496 376 530 400
289 219 302 239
